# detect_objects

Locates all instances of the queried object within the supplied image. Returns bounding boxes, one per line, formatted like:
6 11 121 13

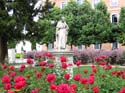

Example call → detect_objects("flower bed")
0 52 125 93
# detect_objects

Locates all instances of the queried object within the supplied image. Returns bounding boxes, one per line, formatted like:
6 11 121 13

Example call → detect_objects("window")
48 43 53 50
111 0 118 6
94 0 100 7
94 43 101 49
61 2 66 9
112 14 118 23
77 0 83 5
78 45 82 50
112 42 118 49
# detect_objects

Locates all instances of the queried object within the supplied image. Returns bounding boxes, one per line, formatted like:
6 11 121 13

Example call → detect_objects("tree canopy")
0 0 54 64
119 7 125 44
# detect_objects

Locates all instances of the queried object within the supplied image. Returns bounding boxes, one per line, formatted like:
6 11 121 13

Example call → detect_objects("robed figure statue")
56 17 69 50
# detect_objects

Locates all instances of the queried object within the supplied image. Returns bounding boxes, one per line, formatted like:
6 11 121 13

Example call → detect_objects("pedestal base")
48 50 74 77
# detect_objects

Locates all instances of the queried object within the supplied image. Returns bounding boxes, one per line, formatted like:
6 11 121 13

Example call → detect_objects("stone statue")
56 17 69 50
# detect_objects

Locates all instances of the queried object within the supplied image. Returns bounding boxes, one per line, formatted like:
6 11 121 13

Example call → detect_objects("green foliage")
62 1 81 45
15 53 23 58
0 0 55 45
79 0 95 46
119 7 125 31
109 24 121 43
92 1 111 44
38 7 61 45
119 7 125 44
60 0 112 46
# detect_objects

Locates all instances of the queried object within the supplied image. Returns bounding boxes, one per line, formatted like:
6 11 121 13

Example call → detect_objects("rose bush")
0 52 125 93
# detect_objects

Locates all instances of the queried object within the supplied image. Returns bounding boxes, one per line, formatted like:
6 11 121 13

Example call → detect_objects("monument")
48 17 74 77
56 17 69 50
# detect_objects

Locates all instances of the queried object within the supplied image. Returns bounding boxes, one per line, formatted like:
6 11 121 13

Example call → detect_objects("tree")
78 0 95 47
61 1 81 48
0 0 54 64
38 7 61 47
119 7 125 44
0 0 17 64
92 1 111 47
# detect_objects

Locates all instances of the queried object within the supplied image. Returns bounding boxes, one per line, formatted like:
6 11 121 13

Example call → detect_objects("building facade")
50 0 125 23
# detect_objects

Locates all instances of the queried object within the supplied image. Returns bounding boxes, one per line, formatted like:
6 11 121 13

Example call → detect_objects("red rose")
2 64 8 69
20 64 26 69
60 55 67 62
49 64 55 68
80 78 88 84
27 58 33 64
10 71 16 77
103 65 112 70
93 86 99 93
111 71 117 75
31 89 38 93
118 88 125 93
14 76 26 83
61 63 67 69
64 73 70 80
50 84 57 90
36 72 42 79
4 83 12 90
19 65 26 72
94 56 101 61
14 76 27 90
75 60 81 66
2 75 11 84
101 55 108 60
92 68 97 73
9 66 15 70
46 74 56 83
46 52 53 57
56 83 71 93
122 74 125 79
19 68 24 72
70 84 77 90
14 81 27 90
73 74 81 81
99 61 106 66
39 61 47 66
89 76 94 84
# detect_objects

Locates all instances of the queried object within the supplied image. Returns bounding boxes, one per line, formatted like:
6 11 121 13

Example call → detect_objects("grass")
73 65 125 77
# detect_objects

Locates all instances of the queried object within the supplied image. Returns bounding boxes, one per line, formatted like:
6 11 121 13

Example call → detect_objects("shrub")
73 49 124 65
15 53 23 59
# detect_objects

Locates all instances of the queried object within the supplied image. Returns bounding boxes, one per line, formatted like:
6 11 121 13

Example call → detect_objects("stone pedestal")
48 50 74 78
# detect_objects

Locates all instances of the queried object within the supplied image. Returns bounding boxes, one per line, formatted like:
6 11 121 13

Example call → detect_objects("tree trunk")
0 37 8 64
70 44 73 50
85 45 87 49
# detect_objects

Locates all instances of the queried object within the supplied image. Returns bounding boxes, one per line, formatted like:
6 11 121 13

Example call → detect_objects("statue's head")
61 17 65 22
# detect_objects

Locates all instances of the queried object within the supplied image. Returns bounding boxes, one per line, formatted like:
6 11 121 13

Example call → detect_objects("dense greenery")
93 1 111 45
0 0 125 64
0 0 54 64
119 7 125 44
42 0 120 48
